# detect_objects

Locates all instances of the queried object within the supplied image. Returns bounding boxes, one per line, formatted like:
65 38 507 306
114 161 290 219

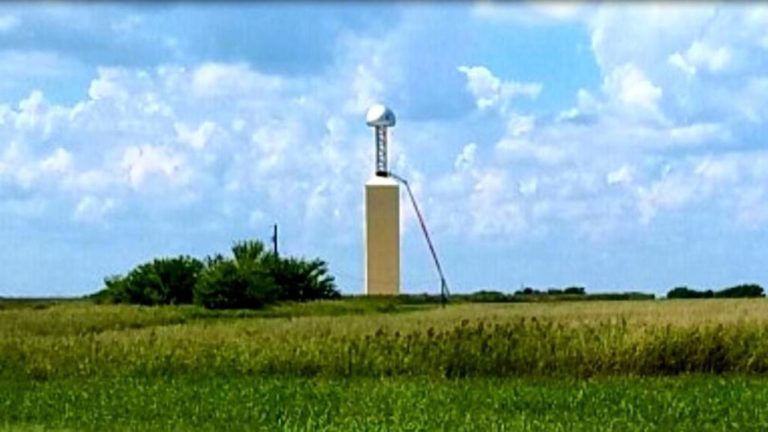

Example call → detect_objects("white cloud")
120 145 188 190
175 121 216 150
668 123 730 145
685 41 732 74
606 165 633 185
603 63 663 118
458 65 541 112
496 137 566 165
472 2 592 25
15 90 47 130
191 63 283 97
454 143 477 170
469 169 527 236
3 4 768 249
669 41 732 77
636 174 698 224
39 148 73 174
89 68 130 101
73 195 115 223
668 52 696 78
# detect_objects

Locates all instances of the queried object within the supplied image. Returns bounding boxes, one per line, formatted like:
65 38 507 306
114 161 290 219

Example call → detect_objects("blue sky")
2 2 768 297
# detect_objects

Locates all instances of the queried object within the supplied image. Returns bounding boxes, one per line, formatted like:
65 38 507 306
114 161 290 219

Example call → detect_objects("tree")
715 284 764 298
563 286 586 295
97 256 203 305
193 240 340 309
666 286 712 299
97 239 340 309
269 257 339 302
193 241 278 309
193 258 278 309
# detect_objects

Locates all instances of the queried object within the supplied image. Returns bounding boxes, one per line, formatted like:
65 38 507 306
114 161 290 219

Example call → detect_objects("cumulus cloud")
2 3 768 268
120 145 188 190
433 4 768 239
175 121 216 150
602 63 664 121
669 41 732 77
191 63 283 97
457 65 542 112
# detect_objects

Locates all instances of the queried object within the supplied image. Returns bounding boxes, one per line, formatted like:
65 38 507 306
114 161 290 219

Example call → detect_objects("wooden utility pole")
272 224 279 257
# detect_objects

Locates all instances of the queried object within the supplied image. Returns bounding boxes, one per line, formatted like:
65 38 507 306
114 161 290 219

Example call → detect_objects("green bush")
515 287 541 295
667 284 763 299
715 284 764 298
96 256 203 305
193 256 278 310
667 287 713 299
461 290 518 303
270 257 339 302
95 240 339 309
564 286 586 295
193 241 278 309
193 240 340 309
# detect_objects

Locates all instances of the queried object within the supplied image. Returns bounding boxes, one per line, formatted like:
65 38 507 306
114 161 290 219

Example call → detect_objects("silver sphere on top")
366 104 396 127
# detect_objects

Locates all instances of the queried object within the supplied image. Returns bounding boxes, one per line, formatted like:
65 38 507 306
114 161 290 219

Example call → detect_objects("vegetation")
667 284 764 299
95 240 339 309
3 375 768 431
3 299 768 380
455 289 654 303
2 298 768 430
95 256 204 305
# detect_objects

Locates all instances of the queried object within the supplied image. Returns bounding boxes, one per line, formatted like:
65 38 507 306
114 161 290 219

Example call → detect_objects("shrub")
515 287 541 296
667 287 706 299
563 286 586 295
193 240 339 309
715 284 764 298
464 290 511 303
269 257 339 302
668 285 764 299
193 257 278 309
97 256 204 305
586 292 655 301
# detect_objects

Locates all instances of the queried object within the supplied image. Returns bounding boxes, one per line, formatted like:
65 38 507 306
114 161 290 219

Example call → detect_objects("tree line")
666 284 764 299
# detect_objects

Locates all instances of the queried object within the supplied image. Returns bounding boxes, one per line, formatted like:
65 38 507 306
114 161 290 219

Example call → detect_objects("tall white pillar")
365 176 400 295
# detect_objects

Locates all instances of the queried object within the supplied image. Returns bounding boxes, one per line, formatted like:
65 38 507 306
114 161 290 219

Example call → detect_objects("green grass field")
2 298 768 430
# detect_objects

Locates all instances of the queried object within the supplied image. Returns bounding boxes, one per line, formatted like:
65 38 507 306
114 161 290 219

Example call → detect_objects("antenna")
388 171 450 306
366 104 396 177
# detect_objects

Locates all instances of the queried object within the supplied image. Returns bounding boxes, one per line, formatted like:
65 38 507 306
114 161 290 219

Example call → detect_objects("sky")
2 2 768 297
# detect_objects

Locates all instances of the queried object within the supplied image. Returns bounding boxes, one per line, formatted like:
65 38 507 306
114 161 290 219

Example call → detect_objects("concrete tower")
364 104 399 295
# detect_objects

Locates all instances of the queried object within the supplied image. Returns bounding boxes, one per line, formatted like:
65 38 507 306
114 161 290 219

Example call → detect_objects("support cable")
388 171 450 306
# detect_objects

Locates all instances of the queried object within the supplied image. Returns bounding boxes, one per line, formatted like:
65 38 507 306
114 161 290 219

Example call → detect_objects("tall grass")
2 299 768 380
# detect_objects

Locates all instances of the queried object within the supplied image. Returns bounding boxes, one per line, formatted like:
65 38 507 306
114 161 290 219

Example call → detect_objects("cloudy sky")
2 2 768 297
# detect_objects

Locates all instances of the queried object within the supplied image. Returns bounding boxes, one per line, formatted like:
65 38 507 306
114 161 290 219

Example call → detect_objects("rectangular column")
365 177 400 295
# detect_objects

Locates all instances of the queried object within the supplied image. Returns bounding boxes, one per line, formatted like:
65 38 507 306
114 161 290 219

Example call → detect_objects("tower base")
364 176 400 295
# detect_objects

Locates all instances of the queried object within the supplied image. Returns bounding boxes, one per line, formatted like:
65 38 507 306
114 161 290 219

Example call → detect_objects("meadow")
2 297 768 430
